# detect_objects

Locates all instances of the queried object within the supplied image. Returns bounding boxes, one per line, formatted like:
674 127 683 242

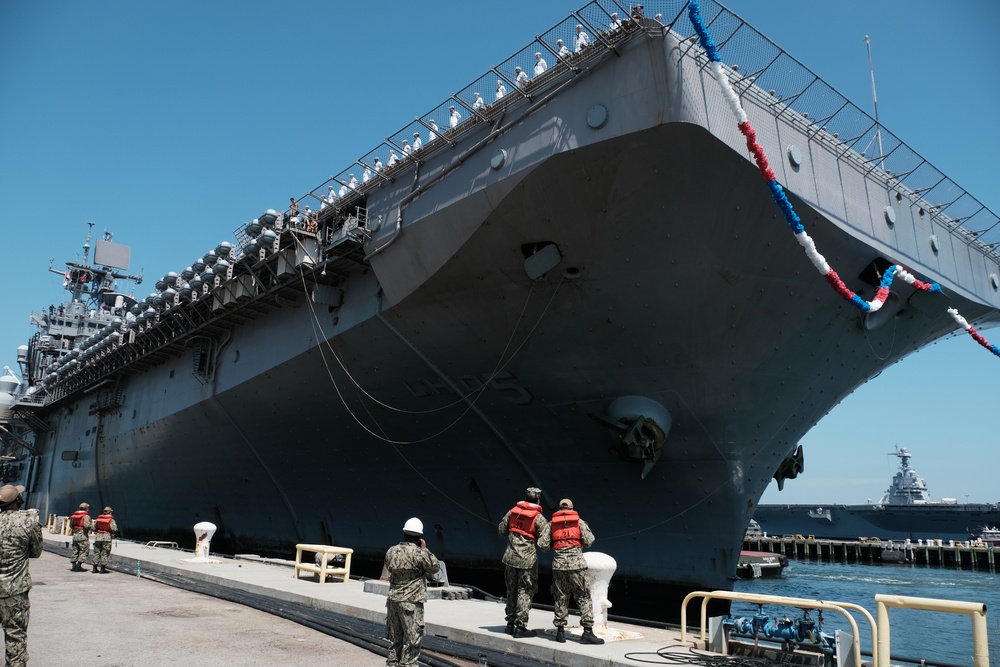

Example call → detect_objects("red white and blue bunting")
687 0 998 358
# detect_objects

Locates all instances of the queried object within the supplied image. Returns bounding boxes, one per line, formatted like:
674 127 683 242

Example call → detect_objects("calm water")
732 560 998 665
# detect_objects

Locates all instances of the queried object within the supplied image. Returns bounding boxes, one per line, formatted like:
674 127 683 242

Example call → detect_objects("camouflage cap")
526 487 541 500
0 484 24 505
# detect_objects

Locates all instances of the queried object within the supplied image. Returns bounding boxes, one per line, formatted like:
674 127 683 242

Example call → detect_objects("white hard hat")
403 517 423 535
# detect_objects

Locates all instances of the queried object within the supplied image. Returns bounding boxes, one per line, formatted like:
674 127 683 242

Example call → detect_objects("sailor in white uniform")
515 67 529 89
534 53 547 76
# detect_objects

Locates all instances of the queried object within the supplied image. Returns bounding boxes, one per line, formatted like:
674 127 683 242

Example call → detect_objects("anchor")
589 396 671 479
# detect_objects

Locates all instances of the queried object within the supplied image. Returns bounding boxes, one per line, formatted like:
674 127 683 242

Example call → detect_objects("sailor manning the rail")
384 517 439 667
498 487 550 638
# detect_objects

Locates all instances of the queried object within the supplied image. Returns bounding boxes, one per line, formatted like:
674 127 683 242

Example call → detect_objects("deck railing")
272 0 997 262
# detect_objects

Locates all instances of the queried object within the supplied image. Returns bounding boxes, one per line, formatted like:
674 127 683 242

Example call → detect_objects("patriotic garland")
687 1 998 357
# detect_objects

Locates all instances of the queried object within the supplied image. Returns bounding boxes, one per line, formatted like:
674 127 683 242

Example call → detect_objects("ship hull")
753 504 1000 542
16 22 1000 623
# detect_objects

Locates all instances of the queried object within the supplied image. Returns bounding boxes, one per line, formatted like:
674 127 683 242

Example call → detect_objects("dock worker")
384 517 439 667
499 486 550 638
69 502 92 572
92 507 118 574
0 484 42 667
550 498 604 644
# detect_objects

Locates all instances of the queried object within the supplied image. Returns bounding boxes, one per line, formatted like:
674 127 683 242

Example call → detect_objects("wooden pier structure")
743 535 998 572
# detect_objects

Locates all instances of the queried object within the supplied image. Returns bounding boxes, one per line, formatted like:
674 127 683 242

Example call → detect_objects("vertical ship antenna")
864 35 885 169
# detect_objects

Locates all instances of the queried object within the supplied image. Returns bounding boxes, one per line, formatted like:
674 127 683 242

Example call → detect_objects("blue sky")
1 1 997 504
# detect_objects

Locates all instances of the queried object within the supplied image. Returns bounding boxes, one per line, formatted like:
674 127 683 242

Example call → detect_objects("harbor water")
732 560 998 665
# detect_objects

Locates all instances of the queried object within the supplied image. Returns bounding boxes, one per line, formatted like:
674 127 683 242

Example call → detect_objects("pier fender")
588 396 671 479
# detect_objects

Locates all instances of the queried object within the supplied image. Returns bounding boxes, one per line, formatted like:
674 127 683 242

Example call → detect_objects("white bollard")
194 521 217 558
583 551 616 630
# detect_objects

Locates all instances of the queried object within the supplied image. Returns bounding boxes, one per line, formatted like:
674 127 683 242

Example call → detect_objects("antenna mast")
864 35 885 168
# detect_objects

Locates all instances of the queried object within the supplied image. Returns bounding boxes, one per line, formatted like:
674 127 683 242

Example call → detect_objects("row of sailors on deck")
301 12 663 216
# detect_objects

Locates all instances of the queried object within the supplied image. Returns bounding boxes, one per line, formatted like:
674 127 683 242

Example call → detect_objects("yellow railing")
680 590 875 667
875 594 989 667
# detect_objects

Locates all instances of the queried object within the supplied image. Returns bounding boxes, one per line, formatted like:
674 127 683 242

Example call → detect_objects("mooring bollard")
583 551 617 630
192 521 217 560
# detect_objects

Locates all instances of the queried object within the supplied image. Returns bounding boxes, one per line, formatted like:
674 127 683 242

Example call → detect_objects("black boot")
504 622 514 635
92 564 99 573
512 626 536 639
100 566 110 574
580 628 605 645
71 562 83 572
555 627 566 643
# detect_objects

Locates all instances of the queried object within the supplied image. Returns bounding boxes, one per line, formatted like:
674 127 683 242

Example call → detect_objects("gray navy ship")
754 448 1000 542
2 1 1000 620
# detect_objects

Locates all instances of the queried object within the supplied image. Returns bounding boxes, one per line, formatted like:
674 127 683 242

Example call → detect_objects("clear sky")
1 1 997 504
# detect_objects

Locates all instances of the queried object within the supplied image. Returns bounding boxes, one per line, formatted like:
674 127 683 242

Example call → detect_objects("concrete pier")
35 533 702 667
744 535 998 572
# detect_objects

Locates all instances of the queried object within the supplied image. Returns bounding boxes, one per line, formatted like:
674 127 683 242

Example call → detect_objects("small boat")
737 551 788 579
977 526 1000 548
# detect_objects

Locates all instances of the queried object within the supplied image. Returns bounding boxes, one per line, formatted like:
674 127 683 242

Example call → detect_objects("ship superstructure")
2 1 999 620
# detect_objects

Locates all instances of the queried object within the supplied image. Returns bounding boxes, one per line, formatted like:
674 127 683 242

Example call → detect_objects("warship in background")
2 1 1000 621
753 448 1000 542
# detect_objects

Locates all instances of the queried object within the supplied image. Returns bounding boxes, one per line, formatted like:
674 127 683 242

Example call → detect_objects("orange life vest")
551 509 581 549
508 501 541 539
70 510 89 531
95 514 115 534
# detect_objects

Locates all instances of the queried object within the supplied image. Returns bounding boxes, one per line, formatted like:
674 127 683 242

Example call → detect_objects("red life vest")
95 514 115 534
508 501 541 540
70 510 90 531
551 509 581 549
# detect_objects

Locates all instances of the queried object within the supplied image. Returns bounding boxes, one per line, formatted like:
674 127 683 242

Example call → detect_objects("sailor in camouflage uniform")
68 502 92 572
498 486 550 637
0 484 43 667
384 517 439 667
92 507 118 573
550 498 604 645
